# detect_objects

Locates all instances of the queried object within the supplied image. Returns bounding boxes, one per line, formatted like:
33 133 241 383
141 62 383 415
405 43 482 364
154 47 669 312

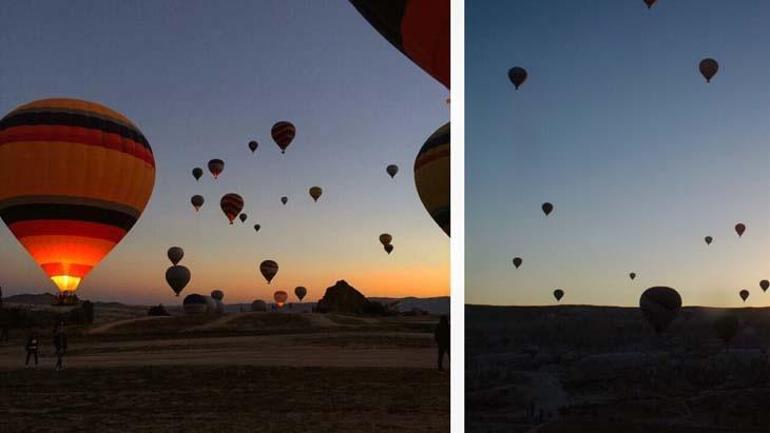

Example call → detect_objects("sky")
467 0 770 307
0 0 448 304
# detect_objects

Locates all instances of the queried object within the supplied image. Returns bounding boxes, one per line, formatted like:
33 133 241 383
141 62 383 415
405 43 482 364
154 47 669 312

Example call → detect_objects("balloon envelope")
210 289 224 301
542 202 554 216
639 286 682 334
167 247 184 265
735 223 746 237
239 213 248 223
553 289 564 302
629 272 636 280
166 265 191 297
379 233 393 246
0 98 155 294
208 159 224 178
309 186 322 202
512 257 522 268
281 196 288 205
699 58 719 83
220 193 244 224
761 280 769 292
248 140 258 152
294 286 307 301
644 0 656 9
271 121 295 153
192 167 203 181
740 289 749 302
191 195 204 212
415 122 450 236
260 260 279 284
386 164 399 178
253 224 261 232
508 67 527 90
274 290 288 307
384 244 394 254
704 236 713 245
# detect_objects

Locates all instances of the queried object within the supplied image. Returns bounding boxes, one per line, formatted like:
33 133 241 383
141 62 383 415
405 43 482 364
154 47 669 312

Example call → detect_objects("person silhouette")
434 315 450 371
25 332 39 367
53 320 67 371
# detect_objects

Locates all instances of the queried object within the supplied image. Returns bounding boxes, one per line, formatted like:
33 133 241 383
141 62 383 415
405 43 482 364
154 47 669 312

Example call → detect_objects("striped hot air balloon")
271 121 295 154
220 193 243 224
350 0 449 89
274 290 288 308
0 98 155 295
208 159 224 179
414 122 449 236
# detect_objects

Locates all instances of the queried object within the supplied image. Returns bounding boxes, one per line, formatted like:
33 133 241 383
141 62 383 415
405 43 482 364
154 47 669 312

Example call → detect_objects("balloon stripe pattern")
414 122 450 236
271 121 295 153
220 193 243 224
0 98 155 293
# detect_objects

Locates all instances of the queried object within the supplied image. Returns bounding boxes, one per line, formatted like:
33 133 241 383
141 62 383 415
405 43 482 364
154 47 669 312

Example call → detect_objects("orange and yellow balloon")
0 98 155 294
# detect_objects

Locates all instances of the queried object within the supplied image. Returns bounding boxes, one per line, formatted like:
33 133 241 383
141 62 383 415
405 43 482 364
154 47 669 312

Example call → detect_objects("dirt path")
86 315 171 334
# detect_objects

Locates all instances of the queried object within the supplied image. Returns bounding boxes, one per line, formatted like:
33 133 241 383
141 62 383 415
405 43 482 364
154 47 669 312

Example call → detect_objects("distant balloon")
643 0 656 9
239 213 248 223
699 58 719 83
274 290 288 308
210 290 224 301
714 313 740 345
384 244 394 255
761 280 769 292
740 289 749 302
220 193 244 224
542 202 554 216
379 233 393 246
251 300 267 312
260 260 278 284
208 159 224 179
253 224 261 232
386 164 399 178
512 257 522 269
166 265 191 297
704 236 713 245
553 289 564 302
415 122 450 236
192 167 203 181
735 223 746 237
167 247 184 265
629 272 636 281
294 286 307 301
271 121 295 154
191 195 204 212
508 67 527 90
639 286 682 334
248 140 258 153
309 186 322 202
281 196 288 205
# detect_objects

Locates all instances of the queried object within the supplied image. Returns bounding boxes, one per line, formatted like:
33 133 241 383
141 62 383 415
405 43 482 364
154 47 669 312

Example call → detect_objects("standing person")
434 315 450 371
53 321 67 371
25 332 39 367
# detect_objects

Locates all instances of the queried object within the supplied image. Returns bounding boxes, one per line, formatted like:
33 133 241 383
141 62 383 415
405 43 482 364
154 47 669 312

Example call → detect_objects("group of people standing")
25 320 67 371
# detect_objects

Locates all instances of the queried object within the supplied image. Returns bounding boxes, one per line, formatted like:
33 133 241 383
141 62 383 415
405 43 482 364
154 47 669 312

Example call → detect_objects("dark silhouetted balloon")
714 313 739 345
639 286 682 334
553 289 564 302
281 196 288 205
182 293 211 315
274 290 288 308
542 202 554 216
271 121 295 153
740 289 749 302
211 290 224 301
253 224 261 232
513 257 522 268
191 195 204 212
309 186 322 202
295 286 307 301
192 167 203 181
508 67 527 90
629 272 636 280
386 164 399 178
220 193 244 224
735 223 746 237
248 140 258 153
167 247 184 265
384 244 394 255
251 299 267 312
704 236 713 245
166 265 191 297
239 213 248 223
415 122 450 236
208 159 224 179
379 233 392 246
761 280 769 292
260 260 278 284
699 58 718 83
643 0 656 9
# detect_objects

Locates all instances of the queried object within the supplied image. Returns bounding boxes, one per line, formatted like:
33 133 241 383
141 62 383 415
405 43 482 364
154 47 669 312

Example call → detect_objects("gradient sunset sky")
467 0 770 307
0 1 448 304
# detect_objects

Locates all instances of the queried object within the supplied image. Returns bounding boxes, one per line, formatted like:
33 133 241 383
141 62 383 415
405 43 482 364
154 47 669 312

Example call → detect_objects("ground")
0 309 449 432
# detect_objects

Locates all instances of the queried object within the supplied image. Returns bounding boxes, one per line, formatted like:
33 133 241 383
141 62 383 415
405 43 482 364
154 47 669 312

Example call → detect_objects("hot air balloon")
699 58 719 83
309 186 322 202
281 196 288 205
705 236 713 245
191 195 204 212
761 280 769 292
253 224 261 232
643 0 656 9
271 121 295 154
208 159 224 179
384 244 394 255
349 0 449 88
166 265 191 297
274 290 288 308
379 233 393 246
639 286 681 334
542 202 554 216
740 289 749 302
735 223 746 237
211 290 224 301
167 247 184 265
251 299 267 312
192 167 203 181
295 286 307 301
629 272 636 280
386 164 399 178
415 122 450 236
508 67 527 90
239 213 248 223
220 193 244 224
0 98 155 295
248 140 258 153
714 313 739 345
553 289 564 302
512 257 522 269
182 293 210 315
260 260 278 284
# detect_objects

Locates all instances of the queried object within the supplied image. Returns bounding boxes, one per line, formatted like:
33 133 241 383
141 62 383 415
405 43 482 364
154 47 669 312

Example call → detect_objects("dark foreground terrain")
467 305 770 433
